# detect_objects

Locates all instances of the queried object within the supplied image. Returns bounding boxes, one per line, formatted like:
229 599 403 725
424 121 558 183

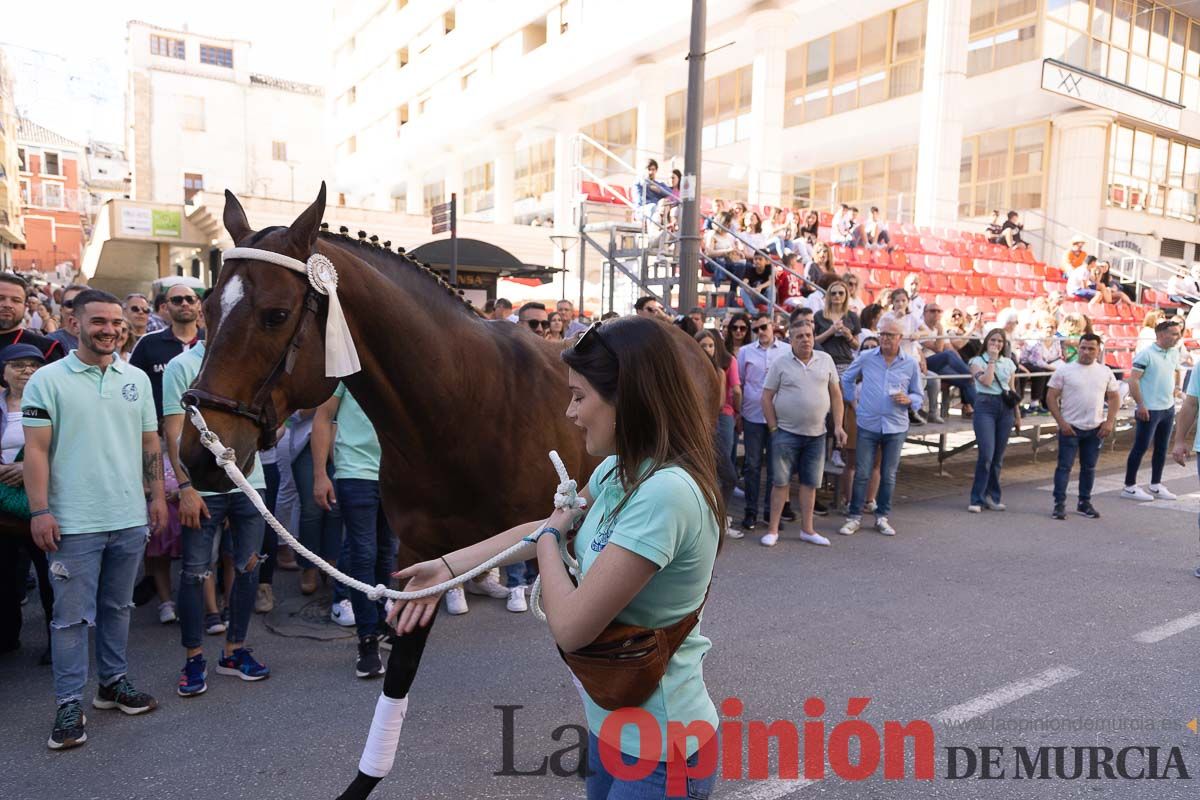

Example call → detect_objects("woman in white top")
0 343 47 489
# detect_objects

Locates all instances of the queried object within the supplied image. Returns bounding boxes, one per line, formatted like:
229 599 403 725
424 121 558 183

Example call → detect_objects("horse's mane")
316 225 485 319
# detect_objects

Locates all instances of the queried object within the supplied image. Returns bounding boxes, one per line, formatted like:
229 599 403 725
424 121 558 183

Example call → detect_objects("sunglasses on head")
526 319 551 330
576 320 618 360
170 295 199 306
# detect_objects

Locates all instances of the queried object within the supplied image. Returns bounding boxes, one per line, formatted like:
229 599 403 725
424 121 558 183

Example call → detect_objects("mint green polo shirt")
1131 344 1180 412
968 354 1017 396
577 456 719 761
161 342 265 495
22 352 157 534
332 382 381 481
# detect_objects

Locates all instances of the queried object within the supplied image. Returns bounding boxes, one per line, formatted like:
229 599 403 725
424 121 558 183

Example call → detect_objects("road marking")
931 665 1082 727
1133 611 1200 643
727 778 817 800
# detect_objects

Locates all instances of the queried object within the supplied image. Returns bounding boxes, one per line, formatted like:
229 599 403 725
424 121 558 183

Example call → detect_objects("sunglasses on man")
127 305 150 314
526 319 551 331
170 295 199 306
752 324 770 332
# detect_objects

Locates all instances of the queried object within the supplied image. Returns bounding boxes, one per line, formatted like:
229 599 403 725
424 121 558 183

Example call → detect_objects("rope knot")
367 584 388 602
216 448 237 467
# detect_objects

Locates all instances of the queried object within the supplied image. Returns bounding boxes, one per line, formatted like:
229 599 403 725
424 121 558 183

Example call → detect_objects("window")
1107 121 1200 221
43 152 60 176
959 121 1048 218
784 1 926 128
18 180 29 204
43 183 64 208
184 173 204 203
183 96 205 131
16 147 26 172
200 45 234 68
665 65 753 154
515 140 555 202
967 0 1039 76
151 34 185 59
579 109 637 176
396 104 409 133
463 162 494 213
396 47 409 68
423 181 445 215
522 21 548 53
272 141 287 161
786 147 918 223
1045 0 1200 108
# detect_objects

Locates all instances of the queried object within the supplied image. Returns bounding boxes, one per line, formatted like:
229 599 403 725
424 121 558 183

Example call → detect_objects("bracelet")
30 508 51 518
523 526 562 546
177 481 192 491
440 556 456 578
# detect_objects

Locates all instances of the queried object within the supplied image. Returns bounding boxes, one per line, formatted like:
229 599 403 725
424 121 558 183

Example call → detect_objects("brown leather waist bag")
557 584 711 711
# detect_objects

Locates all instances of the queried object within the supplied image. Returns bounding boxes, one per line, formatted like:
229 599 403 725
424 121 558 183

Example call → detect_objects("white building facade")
126 20 331 207
328 0 1200 268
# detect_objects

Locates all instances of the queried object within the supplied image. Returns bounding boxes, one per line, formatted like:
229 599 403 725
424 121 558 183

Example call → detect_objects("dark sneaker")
177 655 207 697
216 648 270 681
1052 504 1066 520
356 635 385 679
48 701 86 750
376 620 395 654
781 503 797 522
1077 502 1101 519
132 576 157 607
740 515 757 531
812 500 828 517
93 677 157 715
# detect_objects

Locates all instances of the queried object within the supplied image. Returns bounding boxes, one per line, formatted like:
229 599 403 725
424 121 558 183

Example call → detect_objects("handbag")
1001 389 1020 409
0 447 29 521
558 583 711 711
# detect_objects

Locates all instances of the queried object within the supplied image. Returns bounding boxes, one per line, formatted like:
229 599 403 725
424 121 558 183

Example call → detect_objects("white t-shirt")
2 411 24 463
1066 265 1093 295
1047 361 1119 429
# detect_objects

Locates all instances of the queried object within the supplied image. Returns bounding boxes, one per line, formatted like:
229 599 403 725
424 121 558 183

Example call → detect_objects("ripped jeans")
179 493 266 650
49 525 149 705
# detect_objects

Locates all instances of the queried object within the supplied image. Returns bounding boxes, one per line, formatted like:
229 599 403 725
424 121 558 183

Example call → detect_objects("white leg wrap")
358 694 409 778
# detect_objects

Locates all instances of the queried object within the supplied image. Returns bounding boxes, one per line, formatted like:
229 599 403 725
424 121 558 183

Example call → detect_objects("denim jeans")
259 462 280 586
505 559 539 589
1124 407 1175 486
336 479 397 639
1053 427 1102 506
970 394 1014 506
708 256 746 309
49 526 148 705
586 731 717 800
715 413 737 508
771 429 825 488
740 282 776 313
848 428 905 517
741 419 773 519
179 493 266 650
292 442 346 601
926 350 977 406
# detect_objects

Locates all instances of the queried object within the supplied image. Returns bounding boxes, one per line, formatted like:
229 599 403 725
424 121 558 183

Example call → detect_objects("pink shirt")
722 358 740 417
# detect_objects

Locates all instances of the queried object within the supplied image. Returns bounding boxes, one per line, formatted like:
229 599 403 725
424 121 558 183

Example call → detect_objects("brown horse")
180 185 719 799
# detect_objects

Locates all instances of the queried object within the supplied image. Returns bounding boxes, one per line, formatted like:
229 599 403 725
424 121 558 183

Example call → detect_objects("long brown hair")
562 317 724 538
695 328 732 371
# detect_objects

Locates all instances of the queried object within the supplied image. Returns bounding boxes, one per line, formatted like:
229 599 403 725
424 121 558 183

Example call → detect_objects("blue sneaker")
177 655 207 697
216 648 270 681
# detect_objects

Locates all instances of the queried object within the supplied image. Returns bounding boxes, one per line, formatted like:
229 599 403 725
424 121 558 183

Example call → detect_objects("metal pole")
677 0 706 312
577 202 586 313
449 192 458 286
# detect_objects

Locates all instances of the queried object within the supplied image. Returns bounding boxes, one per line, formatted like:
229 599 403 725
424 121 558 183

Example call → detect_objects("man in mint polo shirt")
1122 319 1182 503
161 340 270 697
23 289 167 751
312 382 396 678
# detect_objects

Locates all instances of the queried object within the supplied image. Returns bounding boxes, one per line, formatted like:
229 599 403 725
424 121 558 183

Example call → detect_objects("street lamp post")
549 234 579 302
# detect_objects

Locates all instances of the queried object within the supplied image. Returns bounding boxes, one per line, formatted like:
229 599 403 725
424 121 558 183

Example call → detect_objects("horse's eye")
263 309 290 328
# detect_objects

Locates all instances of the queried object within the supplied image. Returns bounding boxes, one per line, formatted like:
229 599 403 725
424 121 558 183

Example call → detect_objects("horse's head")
180 185 339 491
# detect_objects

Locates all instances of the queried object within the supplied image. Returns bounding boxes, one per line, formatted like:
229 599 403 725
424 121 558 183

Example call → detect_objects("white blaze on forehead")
220 275 245 319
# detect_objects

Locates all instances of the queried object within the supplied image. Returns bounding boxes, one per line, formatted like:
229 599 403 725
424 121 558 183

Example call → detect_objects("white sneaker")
733 486 745 499
725 525 745 539
506 587 528 613
1121 486 1154 502
759 532 779 547
865 500 877 513
158 601 177 624
967 504 982 513
875 516 896 536
466 571 509 599
984 498 1007 511
331 598 356 627
1148 484 1177 501
445 587 468 615
831 450 845 469
799 531 831 547
838 517 862 535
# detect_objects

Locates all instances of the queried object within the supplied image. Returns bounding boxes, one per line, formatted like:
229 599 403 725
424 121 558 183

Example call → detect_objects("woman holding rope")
390 316 723 799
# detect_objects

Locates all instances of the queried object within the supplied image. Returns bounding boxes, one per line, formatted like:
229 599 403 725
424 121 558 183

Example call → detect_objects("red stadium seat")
949 274 970 293
871 249 892 267
1044 266 1064 282
891 250 909 269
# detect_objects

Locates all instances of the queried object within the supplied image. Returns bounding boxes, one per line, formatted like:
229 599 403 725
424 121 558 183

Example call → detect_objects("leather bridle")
182 276 323 452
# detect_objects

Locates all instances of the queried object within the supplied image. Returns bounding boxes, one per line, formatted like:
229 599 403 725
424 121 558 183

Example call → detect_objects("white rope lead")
185 405 579 618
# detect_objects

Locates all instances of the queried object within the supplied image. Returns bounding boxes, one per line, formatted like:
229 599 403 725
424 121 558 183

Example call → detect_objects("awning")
409 238 558 285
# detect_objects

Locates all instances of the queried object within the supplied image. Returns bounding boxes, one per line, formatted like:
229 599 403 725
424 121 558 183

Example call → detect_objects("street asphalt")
1 458 1198 800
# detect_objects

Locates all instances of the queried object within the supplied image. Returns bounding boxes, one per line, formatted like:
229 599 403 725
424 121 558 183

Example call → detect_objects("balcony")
24 184 83 212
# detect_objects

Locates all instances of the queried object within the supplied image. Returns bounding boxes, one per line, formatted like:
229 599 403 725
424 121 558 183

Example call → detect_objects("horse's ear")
223 190 252 243
286 182 327 253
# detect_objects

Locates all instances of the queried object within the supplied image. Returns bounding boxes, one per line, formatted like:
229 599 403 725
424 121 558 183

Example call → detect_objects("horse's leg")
336 608 438 800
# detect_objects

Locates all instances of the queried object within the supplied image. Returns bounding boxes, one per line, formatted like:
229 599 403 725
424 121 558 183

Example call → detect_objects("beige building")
0 50 25 269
